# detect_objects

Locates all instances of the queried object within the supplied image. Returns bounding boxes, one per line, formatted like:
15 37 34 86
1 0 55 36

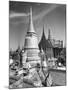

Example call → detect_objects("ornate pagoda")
22 7 41 67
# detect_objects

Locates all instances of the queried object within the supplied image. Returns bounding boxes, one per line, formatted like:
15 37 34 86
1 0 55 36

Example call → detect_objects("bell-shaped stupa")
24 7 38 49
24 7 41 65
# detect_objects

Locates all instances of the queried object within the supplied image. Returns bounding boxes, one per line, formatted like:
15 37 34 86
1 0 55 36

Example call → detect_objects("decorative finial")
27 6 35 33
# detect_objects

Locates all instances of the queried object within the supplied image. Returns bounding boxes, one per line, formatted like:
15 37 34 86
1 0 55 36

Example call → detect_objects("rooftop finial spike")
27 6 35 33
48 28 51 40
30 6 32 18
30 7 33 28
42 24 45 36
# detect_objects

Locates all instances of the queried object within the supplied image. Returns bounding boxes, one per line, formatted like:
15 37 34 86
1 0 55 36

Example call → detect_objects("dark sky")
9 1 66 50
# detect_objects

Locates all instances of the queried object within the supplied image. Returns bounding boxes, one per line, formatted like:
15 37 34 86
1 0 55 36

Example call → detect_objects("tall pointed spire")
24 7 38 49
27 7 35 33
41 25 47 41
48 29 51 40
42 26 46 38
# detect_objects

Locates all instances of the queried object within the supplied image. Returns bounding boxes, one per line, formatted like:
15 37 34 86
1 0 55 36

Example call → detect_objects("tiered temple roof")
39 27 53 51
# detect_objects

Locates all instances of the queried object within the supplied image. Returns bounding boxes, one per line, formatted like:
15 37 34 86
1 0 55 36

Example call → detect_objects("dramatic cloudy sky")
9 1 66 50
